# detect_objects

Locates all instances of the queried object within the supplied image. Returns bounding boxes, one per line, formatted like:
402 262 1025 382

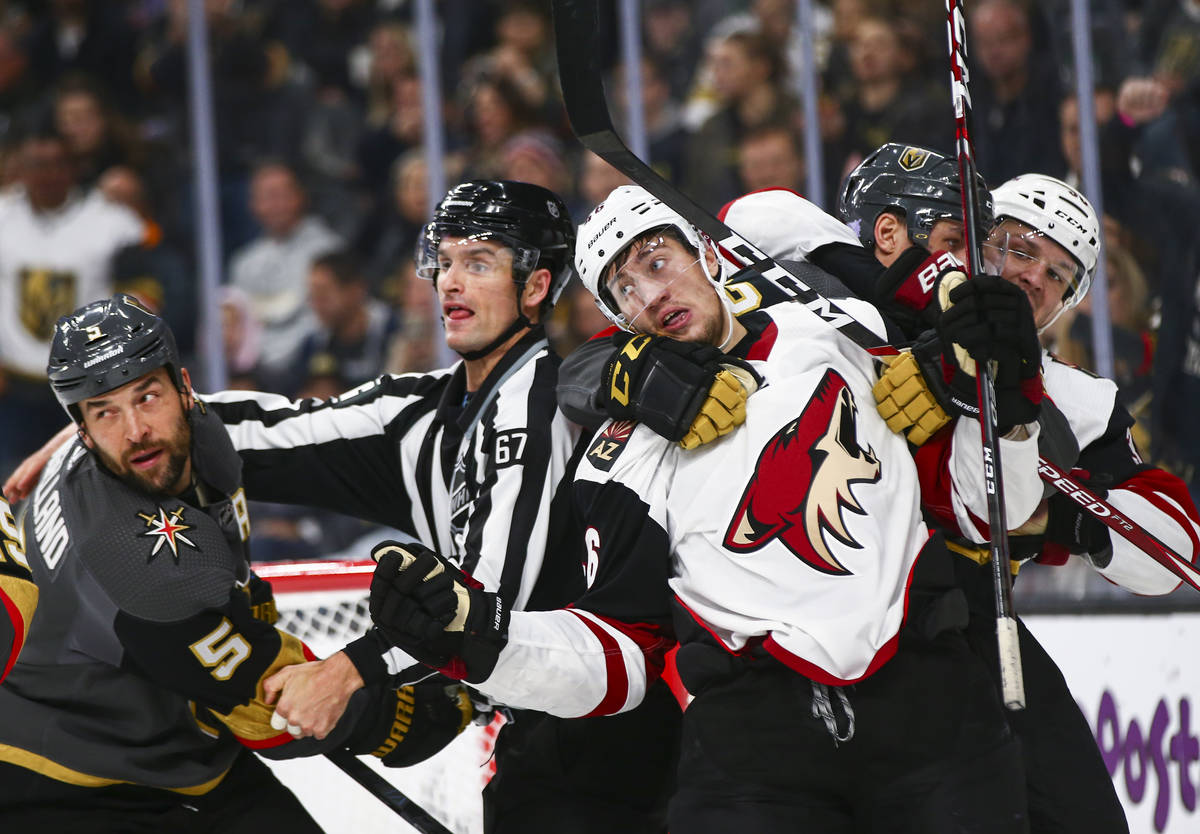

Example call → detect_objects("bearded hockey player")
0 296 468 830
367 185 1046 832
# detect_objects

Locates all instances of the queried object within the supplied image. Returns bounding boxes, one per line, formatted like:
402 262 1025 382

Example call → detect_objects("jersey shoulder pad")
66 465 241 622
577 420 673 485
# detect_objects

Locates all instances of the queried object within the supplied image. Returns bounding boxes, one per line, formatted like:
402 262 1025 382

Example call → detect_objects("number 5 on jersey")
189 618 250 680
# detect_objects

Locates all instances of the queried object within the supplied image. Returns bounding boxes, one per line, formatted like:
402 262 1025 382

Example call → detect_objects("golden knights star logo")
137 506 198 564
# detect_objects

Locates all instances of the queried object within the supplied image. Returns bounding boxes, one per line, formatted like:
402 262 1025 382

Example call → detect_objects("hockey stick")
325 750 455 834
548 0 1200 596
946 0 1023 710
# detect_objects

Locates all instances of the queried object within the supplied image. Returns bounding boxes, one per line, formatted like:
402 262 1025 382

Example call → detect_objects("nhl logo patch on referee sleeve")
585 420 636 472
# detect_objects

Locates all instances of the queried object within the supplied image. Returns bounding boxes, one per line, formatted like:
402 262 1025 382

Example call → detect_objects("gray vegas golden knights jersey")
205 327 586 677
0 404 384 794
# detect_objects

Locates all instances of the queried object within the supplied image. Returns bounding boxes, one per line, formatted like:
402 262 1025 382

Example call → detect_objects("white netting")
260 563 497 834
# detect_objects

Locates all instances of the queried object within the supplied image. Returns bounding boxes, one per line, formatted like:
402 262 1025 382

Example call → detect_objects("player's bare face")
606 235 726 345
434 237 523 355
985 220 1082 329
80 367 193 496
927 219 966 264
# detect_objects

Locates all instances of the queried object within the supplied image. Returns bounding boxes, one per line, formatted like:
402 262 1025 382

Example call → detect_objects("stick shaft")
325 750 455 834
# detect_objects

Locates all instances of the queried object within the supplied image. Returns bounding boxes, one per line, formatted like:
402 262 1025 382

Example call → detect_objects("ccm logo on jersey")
587 420 636 472
724 369 880 575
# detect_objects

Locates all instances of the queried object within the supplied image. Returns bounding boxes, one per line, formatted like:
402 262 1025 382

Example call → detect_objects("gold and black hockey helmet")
838 143 993 250
47 293 182 422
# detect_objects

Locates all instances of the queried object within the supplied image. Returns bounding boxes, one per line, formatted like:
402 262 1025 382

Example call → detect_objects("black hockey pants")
483 677 682 834
0 747 322 833
669 626 1030 834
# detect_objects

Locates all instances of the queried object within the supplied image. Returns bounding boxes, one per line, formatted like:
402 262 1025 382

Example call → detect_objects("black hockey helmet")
838 143 993 249
416 180 576 311
47 293 182 423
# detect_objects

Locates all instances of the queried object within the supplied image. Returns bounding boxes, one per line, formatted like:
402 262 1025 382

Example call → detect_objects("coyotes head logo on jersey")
724 369 880 575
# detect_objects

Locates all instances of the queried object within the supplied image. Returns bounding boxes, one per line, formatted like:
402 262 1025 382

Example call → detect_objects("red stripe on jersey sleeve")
1114 468 1200 561
566 609 629 717
563 610 672 718
0 590 25 684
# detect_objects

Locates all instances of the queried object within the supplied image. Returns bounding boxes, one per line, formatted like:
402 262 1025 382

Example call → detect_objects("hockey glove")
872 350 953 446
874 247 967 338
1044 481 1113 567
930 275 1044 434
369 541 509 684
601 332 761 449
350 680 474 768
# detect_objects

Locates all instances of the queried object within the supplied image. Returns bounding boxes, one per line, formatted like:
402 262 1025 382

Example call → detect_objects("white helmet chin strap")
701 242 739 351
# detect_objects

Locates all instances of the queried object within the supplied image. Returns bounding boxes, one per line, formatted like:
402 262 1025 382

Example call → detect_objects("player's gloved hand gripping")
601 331 761 450
368 541 509 684
875 274 1043 443
874 247 968 337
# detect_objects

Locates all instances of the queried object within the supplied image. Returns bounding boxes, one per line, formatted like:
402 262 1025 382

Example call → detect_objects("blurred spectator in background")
737 120 805 194
27 0 139 113
500 130 569 197
614 55 688 186
1142 0 1200 179
576 150 632 222
228 160 341 382
53 75 145 190
97 164 194 357
459 72 544 181
642 0 705 101
829 15 949 187
220 285 265 390
684 29 797 208
0 25 39 145
141 0 309 253
384 258 440 374
0 125 145 479
359 20 415 125
286 249 401 399
968 0 1066 182
356 71 424 215
360 149 433 304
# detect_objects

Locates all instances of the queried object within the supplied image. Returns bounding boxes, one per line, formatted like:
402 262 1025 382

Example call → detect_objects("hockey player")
0 495 34 685
0 296 467 830
869 174 1200 832
367 185 1044 832
204 181 681 833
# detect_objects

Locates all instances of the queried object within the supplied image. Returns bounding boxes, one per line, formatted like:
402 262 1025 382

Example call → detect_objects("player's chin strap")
705 246 739 353
456 312 531 361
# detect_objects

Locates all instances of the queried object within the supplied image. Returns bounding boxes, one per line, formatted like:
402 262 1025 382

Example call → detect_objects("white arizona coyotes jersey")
0 189 144 376
718 187 861 264
475 303 1043 719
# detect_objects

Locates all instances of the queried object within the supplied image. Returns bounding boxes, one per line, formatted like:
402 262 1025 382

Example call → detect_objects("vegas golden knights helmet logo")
898 147 932 172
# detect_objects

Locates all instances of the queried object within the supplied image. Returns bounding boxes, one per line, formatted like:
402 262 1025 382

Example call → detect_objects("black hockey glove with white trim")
369 541 509 684
874 247 967 338
600 331 761 449
348 679 474 768
925 274 1044 434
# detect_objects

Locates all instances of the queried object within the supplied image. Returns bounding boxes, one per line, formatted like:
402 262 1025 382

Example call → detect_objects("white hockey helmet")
575 185 720 329
991 174 1100 311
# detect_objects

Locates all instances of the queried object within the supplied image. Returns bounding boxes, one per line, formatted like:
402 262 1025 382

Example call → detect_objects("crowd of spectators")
0 0 1196 589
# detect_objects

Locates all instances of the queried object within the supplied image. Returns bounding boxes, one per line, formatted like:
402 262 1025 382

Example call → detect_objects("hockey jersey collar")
434 325 550 432
729 311 778 362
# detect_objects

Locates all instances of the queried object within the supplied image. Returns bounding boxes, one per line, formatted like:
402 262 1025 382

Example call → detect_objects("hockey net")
255 559 498 834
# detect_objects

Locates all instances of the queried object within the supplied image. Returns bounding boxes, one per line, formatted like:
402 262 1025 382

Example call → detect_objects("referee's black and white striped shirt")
206 328 587 676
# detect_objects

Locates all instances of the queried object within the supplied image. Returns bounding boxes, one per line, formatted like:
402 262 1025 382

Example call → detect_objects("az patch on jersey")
724 369 881 576
586 420 636 472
